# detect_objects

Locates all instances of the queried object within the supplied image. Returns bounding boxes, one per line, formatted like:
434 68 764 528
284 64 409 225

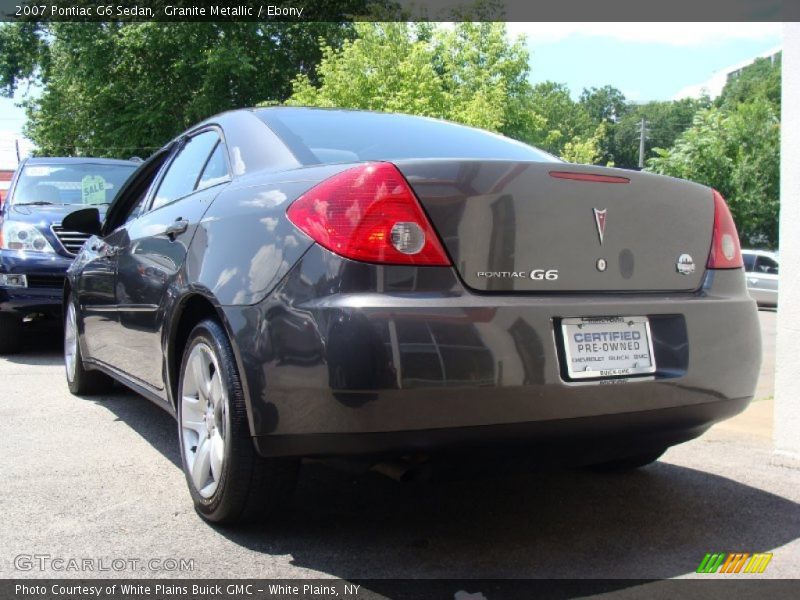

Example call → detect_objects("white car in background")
742 249 779 307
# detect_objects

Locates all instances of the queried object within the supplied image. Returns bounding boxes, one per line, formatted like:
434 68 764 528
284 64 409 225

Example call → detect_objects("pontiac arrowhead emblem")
593 208 607 245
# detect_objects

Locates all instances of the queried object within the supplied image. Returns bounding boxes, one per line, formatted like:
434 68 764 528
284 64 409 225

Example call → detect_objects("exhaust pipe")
370 456 431 483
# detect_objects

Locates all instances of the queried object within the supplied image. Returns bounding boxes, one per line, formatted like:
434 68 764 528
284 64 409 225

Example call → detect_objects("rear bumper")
221 247 761 457
254 396 750 460
0 250 70 316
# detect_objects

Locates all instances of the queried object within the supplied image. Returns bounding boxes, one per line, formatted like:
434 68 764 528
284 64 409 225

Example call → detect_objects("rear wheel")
0 313 23 354
587 448 667 471
64 297 115 395
178 318 298 525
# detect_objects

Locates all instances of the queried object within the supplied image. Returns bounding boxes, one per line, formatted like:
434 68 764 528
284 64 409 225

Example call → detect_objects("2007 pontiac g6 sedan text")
62 108 761 524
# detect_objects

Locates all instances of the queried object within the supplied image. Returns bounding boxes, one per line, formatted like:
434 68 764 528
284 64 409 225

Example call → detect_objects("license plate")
561 316 656 379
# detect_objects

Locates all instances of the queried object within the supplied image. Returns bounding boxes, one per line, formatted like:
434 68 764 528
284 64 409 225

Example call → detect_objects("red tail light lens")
286 163 451 266
707 189 743 269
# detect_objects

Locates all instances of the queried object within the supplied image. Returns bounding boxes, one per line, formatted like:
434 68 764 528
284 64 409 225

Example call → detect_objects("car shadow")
94 393 799 586
2 318 64 366
94 389 183 469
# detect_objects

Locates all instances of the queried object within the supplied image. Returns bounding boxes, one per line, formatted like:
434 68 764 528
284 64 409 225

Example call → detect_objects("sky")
509 23 782 101
0 22 784 170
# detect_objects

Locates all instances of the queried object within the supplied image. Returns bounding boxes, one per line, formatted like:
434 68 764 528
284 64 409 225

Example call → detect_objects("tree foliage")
0 20 360 156
579 85 628 124
289 23 540 138
648 99 780 247
0 20 783 239
607 97 711 168
648 55 781 248
287 22 605 162
718 54 781 116
523 81 594 156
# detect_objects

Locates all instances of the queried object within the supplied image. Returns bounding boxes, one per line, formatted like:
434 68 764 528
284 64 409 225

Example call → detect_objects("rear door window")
197 142 230 190
151 131 220 210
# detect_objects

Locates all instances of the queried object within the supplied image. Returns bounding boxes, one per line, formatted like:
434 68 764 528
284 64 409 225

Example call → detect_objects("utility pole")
637 117 648 169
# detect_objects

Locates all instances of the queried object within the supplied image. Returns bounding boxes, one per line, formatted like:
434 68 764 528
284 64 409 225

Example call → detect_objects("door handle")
165 218 189 239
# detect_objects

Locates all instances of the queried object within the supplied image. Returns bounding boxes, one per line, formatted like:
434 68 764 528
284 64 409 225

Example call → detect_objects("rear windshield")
257 108 558 165
12 162 137 206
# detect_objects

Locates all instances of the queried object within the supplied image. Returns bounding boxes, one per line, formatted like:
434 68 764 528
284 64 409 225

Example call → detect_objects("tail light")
286 162 451 266
707 189 743 269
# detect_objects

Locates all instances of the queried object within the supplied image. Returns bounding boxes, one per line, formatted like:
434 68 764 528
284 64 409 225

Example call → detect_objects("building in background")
775 23 800 461
0 169 13 203
0 132 34 203
675 46 782 100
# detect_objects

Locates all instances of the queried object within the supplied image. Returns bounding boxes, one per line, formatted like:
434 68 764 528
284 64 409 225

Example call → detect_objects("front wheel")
64 297 115 395
177 318 298 525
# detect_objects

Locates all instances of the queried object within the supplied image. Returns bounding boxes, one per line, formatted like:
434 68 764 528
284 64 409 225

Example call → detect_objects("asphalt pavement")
1 311 797 585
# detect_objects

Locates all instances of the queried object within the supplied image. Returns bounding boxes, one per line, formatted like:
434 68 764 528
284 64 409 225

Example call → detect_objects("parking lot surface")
1 311 798 582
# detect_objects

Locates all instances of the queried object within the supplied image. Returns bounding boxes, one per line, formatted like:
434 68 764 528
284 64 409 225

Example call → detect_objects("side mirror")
62 208 102 236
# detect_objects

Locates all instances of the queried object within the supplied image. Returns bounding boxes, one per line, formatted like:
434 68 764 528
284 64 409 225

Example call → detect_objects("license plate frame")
561 316 656 380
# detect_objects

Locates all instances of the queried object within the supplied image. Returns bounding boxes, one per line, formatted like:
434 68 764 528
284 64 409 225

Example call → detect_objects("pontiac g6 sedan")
63 108 761 524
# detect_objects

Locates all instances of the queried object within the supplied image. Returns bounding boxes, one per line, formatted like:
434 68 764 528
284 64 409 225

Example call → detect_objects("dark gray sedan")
62 108 761 524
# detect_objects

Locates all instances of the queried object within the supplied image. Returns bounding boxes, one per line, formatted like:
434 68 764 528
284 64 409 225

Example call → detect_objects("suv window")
151 131 220 210
12 162 136 207
742 253 756 272
755 255 779 274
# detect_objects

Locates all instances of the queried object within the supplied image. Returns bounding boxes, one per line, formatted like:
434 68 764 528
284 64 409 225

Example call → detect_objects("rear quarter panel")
186 164 361 306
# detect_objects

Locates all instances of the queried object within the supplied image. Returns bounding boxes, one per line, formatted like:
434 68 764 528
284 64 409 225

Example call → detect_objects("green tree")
289 23 447 119
289 22 543 139
579 85 628 123
610 97 710 169
524 81 595 157
648 98 779 247
718 54 781 115
561 122 608 165
0 20 362 156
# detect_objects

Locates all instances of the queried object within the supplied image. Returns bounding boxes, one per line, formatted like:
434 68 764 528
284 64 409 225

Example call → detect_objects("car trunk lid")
395 160 714 293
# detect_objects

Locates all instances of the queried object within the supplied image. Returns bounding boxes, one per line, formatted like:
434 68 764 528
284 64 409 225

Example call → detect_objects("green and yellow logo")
696 552 773 574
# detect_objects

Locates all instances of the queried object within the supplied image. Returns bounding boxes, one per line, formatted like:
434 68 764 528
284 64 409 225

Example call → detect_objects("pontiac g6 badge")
593 208 607 245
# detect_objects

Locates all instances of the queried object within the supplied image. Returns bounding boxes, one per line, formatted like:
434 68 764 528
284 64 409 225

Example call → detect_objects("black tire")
0 313 23 354
177 318 298 525
64 294 115 395
587 448 667 471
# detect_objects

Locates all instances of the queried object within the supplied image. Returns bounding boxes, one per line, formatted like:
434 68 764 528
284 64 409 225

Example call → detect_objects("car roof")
25 156 138 167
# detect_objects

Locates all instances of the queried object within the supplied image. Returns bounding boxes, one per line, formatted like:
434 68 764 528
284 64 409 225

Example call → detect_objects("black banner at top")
0 0 799 22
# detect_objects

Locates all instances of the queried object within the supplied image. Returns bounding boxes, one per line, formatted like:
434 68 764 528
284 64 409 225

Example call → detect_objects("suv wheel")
64 297 114 395
0 313 23 354
177 318 298 525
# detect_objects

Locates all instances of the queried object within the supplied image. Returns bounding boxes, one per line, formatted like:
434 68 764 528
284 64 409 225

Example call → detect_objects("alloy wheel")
64 302 78 382
180 342 229 499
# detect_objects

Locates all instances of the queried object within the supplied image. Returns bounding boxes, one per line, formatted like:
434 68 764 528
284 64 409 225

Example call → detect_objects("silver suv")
742 249 779 307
